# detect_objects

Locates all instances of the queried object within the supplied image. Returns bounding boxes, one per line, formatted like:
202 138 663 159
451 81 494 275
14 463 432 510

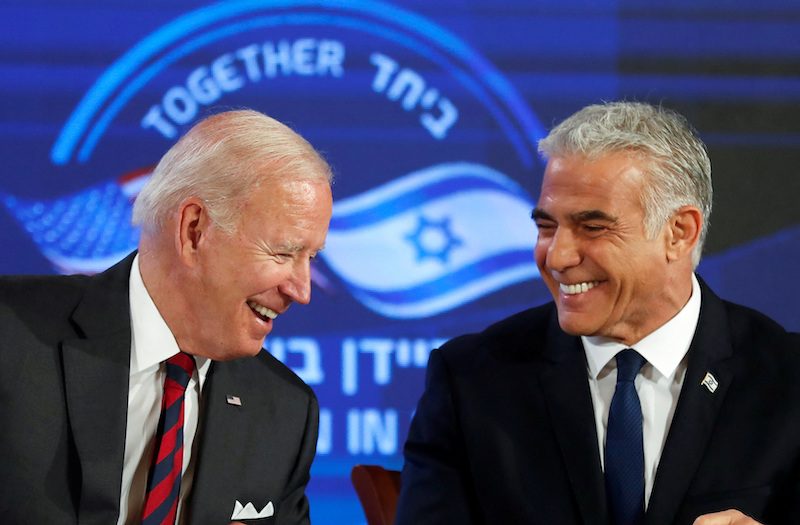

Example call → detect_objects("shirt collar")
583 274 702 380
128 254 210 382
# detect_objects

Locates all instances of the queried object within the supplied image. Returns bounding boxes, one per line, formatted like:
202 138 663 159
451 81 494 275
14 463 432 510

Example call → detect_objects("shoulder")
218 350 317 405
724 300 793 337
0 273 91 306
721 298 799 362
257 350 317 399
435 302 557 370
0 253 133 316
698 277 795 346
698 276 796 348
0 273 95 343
699 283 800 377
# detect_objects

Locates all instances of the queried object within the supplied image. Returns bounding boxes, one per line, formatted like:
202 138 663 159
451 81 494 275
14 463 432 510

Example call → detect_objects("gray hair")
132 109 332 234
538 101 712 267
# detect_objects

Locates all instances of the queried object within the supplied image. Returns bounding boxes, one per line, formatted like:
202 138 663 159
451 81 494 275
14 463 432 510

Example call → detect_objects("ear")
665 205 702 262
175 197 208 264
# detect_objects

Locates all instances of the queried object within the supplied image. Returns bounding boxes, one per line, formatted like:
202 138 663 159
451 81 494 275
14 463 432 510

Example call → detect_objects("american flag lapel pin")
700 372 719 393
226 394 242 406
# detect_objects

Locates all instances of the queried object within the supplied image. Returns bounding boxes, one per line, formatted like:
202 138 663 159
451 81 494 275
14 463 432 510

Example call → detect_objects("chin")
556 314 596 337
216 345 264 361
559 324 588 337
240 344 265 358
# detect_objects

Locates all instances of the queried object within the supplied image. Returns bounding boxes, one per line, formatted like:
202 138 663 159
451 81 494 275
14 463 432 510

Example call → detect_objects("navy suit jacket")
397 281 800 524
0 253 318 524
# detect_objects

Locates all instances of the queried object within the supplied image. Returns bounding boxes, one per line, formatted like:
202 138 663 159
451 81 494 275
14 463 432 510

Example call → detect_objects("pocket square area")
231 500 274 520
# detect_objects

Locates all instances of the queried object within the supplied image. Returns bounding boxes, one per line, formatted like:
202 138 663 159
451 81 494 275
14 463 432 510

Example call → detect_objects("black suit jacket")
0 253 318 524
396 281 800 524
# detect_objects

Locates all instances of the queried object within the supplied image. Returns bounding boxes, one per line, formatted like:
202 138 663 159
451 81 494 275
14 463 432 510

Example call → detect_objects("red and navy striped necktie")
141 352 196 525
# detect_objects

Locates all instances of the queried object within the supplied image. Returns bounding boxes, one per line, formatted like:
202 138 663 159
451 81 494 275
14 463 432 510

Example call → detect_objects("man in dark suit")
0 110 333 524
396 102 800 525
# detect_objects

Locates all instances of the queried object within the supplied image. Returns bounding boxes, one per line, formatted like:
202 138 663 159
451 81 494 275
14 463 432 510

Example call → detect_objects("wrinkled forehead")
243 177 331 207
543 151 649 183
538 153 650 210
234 178 332 233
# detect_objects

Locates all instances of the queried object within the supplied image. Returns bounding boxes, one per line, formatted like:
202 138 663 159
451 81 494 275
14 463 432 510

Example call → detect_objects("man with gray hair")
396 102 800 525
0 109 333 524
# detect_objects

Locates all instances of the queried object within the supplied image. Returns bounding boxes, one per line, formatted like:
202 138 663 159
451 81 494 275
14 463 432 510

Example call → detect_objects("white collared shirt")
583 274 702 508
118 255 211 525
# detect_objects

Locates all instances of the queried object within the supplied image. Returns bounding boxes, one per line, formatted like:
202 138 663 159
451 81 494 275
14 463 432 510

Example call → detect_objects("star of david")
405 214 463 263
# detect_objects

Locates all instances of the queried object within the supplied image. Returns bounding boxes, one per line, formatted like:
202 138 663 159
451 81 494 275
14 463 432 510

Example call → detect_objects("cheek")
534 240 548 264
625 244 667 277
585 241 627 269
246 263 292 293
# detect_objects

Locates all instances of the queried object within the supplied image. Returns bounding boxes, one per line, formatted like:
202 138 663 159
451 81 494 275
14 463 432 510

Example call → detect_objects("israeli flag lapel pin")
700 372 719 393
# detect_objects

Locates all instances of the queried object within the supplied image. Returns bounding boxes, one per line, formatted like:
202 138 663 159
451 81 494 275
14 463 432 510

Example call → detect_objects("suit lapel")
62 254 135 525
645 283 736 525
186 358 271 523
537 313 610 525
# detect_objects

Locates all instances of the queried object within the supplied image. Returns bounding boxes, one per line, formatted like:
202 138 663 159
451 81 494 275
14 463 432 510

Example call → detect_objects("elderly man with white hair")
0 109 333 524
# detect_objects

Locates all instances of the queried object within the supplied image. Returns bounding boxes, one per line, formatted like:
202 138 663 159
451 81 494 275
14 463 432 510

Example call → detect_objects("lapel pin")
226 394 243 406
700 372 718 393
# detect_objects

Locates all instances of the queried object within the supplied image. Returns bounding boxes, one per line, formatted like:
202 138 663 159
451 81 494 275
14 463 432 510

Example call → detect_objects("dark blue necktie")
605 348 646 525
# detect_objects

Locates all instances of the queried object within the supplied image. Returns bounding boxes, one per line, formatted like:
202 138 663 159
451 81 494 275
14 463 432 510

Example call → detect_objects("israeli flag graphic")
3 162 538 319
1 169 149 274
321 162 539 318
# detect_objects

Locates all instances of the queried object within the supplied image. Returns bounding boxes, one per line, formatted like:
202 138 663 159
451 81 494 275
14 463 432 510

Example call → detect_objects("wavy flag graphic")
2 162 539 318
319 162 539 318
1 168 150 274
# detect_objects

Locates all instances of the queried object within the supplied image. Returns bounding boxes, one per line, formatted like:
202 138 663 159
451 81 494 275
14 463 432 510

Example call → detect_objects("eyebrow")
530 208 618 223
278 242 326 253
531 208 552 221
273 241 305 254
573 209 618 223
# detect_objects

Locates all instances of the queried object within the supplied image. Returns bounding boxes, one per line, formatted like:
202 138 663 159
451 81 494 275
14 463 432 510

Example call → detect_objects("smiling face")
533 152 687 345
179 178 332 360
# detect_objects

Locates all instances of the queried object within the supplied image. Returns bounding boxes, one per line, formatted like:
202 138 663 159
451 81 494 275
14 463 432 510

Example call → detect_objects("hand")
693 509 763 525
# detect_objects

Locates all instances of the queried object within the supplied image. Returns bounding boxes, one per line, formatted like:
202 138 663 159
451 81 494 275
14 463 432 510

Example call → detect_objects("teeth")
248 301 277 320
559 281 599 295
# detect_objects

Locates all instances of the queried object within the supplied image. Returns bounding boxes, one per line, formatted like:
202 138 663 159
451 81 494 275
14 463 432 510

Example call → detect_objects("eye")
535 222 556 237
583 224 607 233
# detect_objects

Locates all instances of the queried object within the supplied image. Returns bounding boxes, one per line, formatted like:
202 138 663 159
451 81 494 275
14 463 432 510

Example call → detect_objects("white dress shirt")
118 255 211 525
583 274 701 508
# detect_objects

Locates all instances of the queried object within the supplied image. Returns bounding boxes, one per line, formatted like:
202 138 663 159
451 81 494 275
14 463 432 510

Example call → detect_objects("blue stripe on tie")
165 361 192 389
161 391 184 429
148 424 184 489
142 459 184 525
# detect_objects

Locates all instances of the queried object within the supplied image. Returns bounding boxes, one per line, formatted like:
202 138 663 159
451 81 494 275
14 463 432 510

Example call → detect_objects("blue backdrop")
2 1 799 522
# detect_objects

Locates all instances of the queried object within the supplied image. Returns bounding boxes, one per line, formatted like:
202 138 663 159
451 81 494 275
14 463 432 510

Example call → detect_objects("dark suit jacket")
0 253 318 524
396 281 800 524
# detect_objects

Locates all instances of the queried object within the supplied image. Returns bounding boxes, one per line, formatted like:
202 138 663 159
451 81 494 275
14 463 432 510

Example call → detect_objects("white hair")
132 109 332 234
538 101 712 267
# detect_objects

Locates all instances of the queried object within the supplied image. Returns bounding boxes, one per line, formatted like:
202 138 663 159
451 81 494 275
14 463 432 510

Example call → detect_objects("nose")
546 227 581 272
279 258 312 305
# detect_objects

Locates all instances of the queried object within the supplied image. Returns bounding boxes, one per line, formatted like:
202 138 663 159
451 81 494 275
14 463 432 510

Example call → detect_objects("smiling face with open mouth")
178 177 333 360
533 152 680 346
